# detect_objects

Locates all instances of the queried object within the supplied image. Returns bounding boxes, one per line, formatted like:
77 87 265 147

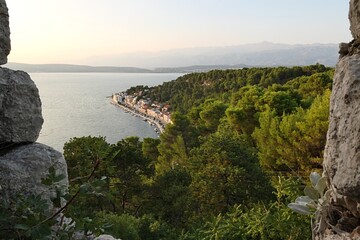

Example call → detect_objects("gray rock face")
0 0 10 65
317 2 360 239
324 54 360 198
0 67 43 143
0 143 68 201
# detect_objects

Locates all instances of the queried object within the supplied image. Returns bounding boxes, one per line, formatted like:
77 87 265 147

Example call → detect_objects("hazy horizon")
6 0 351 65
5 42 339 70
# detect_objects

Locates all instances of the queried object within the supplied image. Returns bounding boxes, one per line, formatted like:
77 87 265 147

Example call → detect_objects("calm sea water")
31 72 182 152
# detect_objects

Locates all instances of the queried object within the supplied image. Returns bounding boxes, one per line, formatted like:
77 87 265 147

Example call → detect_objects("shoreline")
111 100 165 135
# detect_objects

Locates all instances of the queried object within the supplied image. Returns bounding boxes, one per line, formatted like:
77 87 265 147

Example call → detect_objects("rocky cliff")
316 0 360 239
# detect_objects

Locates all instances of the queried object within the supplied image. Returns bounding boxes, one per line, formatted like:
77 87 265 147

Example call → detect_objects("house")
161 112 172 124
147 108 160 118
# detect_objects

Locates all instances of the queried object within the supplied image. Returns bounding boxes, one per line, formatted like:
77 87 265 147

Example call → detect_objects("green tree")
226 86 264 135
199 99 228 131
142 138 161 163
188 131 273 218
260 85 300 116
109 137 153 214
253 90 330 175
63 136 113 216
64 136 111 185
147 167 193 228
156 113 198 174
181 176 311 240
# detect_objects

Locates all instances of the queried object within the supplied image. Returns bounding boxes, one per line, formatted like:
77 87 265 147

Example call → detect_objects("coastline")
110 99 165 135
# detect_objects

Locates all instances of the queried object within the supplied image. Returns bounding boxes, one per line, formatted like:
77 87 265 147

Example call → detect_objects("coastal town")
111 92 172 134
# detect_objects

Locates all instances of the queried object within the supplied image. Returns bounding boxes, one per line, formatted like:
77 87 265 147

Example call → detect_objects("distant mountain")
153 64 250 73
83 42 339 68
4 63 253 73
4 42 339 73
3 63 153 73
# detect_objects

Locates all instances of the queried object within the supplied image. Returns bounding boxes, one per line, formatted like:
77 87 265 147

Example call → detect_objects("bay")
31 72 183 152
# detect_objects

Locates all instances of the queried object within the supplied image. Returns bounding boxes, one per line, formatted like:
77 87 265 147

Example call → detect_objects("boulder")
0 143 68 202
324 54 360 198
0 67 43 143
0 0 10 65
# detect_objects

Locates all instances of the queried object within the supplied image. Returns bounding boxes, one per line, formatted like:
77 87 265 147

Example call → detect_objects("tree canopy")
60 64 332 239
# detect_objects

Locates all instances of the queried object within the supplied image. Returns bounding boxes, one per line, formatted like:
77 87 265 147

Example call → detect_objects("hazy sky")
6 0 351 64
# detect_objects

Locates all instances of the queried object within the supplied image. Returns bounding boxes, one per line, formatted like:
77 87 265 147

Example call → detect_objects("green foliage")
93 212 179 240
142 138 161 163
95 212 141 240
188 131 273 218
260 86 300 116
64 136 155 216
110 137 153 214
131 64 331 113
147 167 192 228
198 99 228 131
64 136 111 185
11 65 330 239
0 191 54 239
182 177 311 240
253 90 330 175
226 85 264 135
285 71 333 107
289 172 330 234
156 112 199 174
0 165 69 239
137 214 178 240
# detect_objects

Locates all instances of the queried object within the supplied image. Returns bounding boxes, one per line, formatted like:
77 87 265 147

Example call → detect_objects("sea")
31 72 183 152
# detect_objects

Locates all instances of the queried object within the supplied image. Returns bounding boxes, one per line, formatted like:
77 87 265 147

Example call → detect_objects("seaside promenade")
111 99 165 134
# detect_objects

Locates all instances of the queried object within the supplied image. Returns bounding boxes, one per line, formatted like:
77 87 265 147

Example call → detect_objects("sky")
6 0 352 65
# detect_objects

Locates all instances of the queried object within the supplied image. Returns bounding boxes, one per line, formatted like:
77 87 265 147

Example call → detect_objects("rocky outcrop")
324 54 360 198
318 0 360 239
0 143 68 201
0 67 43 143
0 0 10 65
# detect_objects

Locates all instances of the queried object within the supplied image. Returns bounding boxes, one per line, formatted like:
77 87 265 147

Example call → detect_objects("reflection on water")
31 72 182 152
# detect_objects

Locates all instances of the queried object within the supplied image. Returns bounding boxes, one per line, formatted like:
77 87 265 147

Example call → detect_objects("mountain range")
5 42 339 73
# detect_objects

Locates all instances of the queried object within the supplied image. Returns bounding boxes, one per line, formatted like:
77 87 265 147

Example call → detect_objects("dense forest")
4 64 332 239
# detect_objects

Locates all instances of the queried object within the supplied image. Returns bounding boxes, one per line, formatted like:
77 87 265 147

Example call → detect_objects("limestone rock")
0 0 10 65
324 54 360 198
0 67 43 143
0 143 68 202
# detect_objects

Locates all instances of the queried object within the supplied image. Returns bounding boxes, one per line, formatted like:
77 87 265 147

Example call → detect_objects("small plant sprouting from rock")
288 172 327 215
288 172 333 234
